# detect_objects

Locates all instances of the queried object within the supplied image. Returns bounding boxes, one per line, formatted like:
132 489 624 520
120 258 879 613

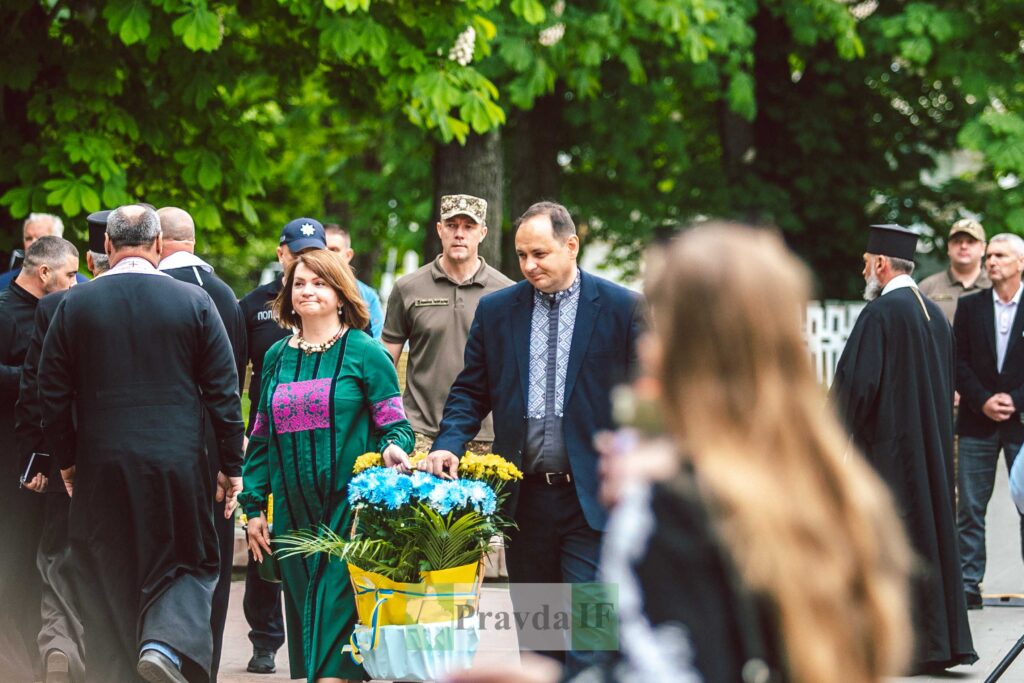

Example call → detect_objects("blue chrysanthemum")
463 480 497 515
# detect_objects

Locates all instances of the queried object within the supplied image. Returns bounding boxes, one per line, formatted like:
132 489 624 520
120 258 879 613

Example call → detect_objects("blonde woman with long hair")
450 223 912 683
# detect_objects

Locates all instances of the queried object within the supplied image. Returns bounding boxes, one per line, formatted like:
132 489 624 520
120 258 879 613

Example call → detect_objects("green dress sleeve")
240 338 286 518
362 338 415 454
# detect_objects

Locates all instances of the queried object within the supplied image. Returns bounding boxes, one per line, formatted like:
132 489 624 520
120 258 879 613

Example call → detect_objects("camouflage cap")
949 218 985 242
440 194 487 224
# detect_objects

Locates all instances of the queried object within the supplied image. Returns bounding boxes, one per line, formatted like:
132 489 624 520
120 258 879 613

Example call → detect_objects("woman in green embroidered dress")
239 249 414 683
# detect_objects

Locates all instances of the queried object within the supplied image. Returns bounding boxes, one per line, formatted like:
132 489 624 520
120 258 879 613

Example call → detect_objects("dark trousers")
243 534 285 652
0 486 44 682
957 433 1024 595
505 479 602 676
37 493 85 682
210 499 234 681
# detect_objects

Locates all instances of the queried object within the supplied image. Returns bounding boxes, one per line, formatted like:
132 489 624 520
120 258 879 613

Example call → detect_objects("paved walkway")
220 466 1024 682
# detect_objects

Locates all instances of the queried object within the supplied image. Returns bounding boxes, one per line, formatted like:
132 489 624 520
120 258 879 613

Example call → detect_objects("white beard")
863 273 882 301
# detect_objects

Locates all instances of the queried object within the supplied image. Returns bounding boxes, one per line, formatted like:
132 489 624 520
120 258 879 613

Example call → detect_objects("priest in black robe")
0 235 80 682
38 205 244 683
831 224 976 673
157 206 247 682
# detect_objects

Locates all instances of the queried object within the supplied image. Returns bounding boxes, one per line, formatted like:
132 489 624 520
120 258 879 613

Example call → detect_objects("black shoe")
966 591 983 610
137 649 187 683
247 648 277 674
45 649 71 683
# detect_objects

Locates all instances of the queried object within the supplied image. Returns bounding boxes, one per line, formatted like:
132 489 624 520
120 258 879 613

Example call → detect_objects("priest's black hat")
867 224 918 262
86 210 112 253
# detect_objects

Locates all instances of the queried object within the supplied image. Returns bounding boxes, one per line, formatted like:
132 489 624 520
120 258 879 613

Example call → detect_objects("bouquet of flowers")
277 452 521 681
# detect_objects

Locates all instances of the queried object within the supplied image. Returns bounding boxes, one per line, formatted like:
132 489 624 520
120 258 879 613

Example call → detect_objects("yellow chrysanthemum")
459 453 523 481
353 452 383 473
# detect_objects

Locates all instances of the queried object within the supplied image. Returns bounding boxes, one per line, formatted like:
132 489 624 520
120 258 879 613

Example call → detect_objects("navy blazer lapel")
1002 294 1024 366
564 272 601 404
981 292 997 365
510 282 533 408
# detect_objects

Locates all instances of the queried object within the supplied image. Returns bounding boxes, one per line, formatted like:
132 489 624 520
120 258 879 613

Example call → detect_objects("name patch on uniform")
414 298 449 307
257 310 277 321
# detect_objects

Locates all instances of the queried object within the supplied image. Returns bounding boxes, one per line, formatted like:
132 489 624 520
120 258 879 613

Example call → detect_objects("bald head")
157 207 196 242
107 204 161 249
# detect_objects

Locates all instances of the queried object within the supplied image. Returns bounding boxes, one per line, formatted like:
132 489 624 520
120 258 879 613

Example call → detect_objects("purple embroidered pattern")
272 379 332 434
372 397 406 429
251 411 270 438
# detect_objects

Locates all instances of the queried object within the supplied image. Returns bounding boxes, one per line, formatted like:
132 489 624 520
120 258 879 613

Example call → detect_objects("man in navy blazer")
954 232 1024 609
423 201 644 670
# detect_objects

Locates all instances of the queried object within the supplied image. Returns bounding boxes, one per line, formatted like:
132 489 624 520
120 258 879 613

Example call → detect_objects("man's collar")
100 256 170 278
881 273 917 296
533 267 582 301
8 278 39 302
431 254 488 286
158 250 214 273
993 282 1023 306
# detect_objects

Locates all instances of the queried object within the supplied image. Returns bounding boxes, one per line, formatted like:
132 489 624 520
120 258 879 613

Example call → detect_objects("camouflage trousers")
413 432 493 456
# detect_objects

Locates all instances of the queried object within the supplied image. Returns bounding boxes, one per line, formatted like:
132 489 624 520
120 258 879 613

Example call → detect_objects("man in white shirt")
952 233 1024 611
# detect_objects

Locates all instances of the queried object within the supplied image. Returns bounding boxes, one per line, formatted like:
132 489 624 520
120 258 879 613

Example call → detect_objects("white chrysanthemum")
448 26 476 66
539 23 565 47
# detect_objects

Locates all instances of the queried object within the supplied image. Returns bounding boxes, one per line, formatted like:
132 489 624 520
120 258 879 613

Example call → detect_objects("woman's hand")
382 443 413 473
247 513 273 563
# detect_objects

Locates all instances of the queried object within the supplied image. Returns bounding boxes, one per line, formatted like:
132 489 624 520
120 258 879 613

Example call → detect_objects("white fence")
806 301 865 386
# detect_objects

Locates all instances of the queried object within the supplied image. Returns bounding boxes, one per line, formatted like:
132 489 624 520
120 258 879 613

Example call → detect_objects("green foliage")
0 1 1021 298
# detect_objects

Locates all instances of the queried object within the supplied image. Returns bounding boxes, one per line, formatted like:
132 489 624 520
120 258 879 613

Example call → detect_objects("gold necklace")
296 326 345 355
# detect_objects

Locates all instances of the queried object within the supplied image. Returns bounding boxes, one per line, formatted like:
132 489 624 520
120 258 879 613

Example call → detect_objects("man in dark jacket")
0 236 79 682
158 206 246 681
952 232 1024 611
423 202 644 674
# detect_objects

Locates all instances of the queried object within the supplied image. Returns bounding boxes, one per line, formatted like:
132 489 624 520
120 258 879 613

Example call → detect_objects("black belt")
524 472 573 486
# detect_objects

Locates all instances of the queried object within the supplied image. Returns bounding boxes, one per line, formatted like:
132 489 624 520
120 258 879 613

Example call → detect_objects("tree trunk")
502 93 564 280
427 130 504 270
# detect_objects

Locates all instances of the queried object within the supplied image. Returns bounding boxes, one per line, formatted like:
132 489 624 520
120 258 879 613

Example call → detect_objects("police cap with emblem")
86 210 112 253
280 217 327 252
867 224 918 262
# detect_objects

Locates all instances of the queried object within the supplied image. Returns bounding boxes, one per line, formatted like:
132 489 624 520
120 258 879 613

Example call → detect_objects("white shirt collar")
158 251 214 273
881 273 918 296
993 283 1023 306
99 256 171 278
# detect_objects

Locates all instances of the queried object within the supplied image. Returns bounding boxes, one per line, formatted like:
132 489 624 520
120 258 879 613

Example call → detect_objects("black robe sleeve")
830 307 885 449
196 300 245 477
38 299 77 470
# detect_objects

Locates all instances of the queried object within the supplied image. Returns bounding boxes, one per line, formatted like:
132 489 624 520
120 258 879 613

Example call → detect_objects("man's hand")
954 390 961 409
983 393 1016 422
246 513 273 564
23 473 47 494
60 466 75 497
382 443 412 473
216 472 243 518
419 450 460 479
